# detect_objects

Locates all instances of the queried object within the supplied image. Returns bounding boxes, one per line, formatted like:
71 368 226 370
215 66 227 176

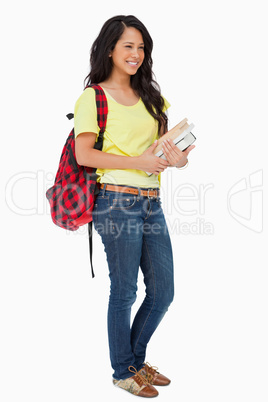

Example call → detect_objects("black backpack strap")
88 221 94 278
66 113 74 120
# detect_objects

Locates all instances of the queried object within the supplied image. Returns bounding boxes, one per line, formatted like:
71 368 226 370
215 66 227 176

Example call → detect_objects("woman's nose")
131 48 139 58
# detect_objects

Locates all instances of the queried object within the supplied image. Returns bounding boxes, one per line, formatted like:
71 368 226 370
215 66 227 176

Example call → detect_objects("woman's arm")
75 132 169 175
75 132 137 169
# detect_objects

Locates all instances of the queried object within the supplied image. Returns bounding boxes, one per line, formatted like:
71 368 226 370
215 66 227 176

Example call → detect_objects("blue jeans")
92 185 174 380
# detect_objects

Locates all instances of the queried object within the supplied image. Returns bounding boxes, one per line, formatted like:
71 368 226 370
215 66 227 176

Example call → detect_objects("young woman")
74 15 194 398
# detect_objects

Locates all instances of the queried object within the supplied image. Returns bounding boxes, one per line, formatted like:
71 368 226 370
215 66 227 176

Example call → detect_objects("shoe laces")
128 366 150 387
143 362 160 383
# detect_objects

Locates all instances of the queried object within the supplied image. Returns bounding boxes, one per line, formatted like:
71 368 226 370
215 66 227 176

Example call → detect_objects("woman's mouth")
126 61 139 66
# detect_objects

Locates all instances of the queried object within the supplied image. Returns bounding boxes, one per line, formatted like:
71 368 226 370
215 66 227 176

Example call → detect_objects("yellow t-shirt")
74 87 170 188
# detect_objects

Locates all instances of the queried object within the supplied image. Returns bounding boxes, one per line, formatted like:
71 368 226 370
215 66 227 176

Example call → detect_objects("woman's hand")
162 138 195 168
136 140 169 175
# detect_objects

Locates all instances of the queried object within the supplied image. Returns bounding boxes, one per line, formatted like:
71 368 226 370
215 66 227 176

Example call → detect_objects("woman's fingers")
159 158 169 167
164 139 182 154
184 144 195 156
162 139 179 164
162 139 195 165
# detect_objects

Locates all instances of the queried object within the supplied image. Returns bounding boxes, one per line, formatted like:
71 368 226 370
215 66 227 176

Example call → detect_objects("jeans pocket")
111 196 137 210
93 194 110 228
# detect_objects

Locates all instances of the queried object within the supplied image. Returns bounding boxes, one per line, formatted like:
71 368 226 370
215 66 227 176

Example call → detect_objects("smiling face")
110 27 145 77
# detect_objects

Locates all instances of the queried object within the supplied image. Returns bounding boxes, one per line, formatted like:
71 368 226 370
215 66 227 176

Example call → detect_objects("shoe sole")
113 379 159 398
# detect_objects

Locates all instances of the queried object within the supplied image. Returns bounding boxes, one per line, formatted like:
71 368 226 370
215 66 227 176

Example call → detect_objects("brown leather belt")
100 183 160 198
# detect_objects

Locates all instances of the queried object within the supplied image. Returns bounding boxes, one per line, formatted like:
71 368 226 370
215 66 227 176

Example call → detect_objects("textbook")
146 118 196 176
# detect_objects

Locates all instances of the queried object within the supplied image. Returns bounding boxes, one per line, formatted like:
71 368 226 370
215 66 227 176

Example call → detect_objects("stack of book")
146 118 196 176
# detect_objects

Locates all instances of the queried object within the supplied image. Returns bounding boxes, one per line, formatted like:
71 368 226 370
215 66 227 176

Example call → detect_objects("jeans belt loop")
137 187 141 201
102 183 107 197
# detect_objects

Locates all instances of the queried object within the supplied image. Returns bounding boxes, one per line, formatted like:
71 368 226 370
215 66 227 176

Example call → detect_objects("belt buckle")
147 188 157 199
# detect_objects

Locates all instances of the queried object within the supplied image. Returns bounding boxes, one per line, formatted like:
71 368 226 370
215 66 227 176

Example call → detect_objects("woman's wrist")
175 159 188 169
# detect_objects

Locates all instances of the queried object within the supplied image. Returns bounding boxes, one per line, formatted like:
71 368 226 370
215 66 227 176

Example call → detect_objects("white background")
1 0 267 401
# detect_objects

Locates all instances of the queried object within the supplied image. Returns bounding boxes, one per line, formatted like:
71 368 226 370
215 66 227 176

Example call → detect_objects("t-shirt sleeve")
162 96 171 112
74 87 99 139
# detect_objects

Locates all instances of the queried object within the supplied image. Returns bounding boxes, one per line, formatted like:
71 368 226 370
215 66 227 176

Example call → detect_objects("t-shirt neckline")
98 86 142 108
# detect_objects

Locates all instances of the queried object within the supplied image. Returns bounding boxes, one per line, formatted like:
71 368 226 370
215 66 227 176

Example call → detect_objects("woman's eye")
125 46 144 50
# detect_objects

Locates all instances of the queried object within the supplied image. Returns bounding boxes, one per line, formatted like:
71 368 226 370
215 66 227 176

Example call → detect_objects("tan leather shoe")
140 363 171 386
113 366 159 397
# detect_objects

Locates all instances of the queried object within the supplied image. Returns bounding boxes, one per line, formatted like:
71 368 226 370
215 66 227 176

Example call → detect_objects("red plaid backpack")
46 84 108 277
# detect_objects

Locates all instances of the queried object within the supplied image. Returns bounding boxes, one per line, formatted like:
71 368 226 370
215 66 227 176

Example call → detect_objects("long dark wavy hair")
84 15 168 135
